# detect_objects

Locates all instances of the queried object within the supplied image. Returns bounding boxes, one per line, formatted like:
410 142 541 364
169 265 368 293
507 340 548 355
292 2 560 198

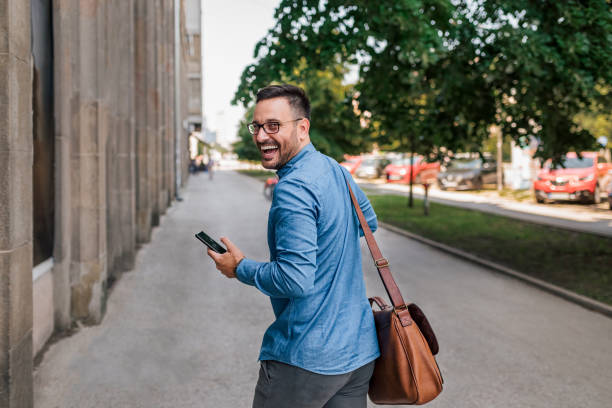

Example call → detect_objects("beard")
259 127 300 170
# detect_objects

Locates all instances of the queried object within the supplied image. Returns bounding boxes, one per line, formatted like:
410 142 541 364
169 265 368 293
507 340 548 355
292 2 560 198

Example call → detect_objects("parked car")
533 152 611 204
437 158 498 190
385 156 440 183
339 155 363 174
354 157 391 179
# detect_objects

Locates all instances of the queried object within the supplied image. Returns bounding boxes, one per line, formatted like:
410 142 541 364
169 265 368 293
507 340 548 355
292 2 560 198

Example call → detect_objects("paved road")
359 181 612 238
35 170 612 408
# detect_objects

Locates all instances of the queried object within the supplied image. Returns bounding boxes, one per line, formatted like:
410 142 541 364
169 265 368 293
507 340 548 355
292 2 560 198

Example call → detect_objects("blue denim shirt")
236 143 380 374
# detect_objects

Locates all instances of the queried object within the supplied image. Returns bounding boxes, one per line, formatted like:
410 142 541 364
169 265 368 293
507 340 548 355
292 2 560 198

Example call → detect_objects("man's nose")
254 127 269 143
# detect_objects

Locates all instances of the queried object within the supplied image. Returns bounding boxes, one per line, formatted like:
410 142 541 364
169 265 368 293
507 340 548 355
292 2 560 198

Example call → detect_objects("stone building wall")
0 1 196 406
1 1 35 405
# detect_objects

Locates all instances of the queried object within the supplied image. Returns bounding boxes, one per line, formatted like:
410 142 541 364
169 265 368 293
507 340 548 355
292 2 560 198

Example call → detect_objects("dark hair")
256 84 311 120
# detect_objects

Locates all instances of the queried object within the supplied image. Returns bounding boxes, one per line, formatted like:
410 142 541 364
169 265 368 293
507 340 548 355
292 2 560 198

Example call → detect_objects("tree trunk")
495 125 503 191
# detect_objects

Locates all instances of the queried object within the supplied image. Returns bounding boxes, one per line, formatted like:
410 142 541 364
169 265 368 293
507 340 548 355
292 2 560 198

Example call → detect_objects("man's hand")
206 237 245 279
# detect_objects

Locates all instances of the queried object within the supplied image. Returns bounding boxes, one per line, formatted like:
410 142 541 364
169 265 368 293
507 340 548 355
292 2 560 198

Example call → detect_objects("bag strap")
345 178 407 308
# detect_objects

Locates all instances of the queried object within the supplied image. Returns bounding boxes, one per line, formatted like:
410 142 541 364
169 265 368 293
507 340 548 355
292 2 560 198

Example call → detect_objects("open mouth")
260 144 279 161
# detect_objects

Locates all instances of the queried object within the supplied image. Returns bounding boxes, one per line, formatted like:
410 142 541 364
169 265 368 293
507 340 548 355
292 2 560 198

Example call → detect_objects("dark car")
354 157 391 179
437 158 497 190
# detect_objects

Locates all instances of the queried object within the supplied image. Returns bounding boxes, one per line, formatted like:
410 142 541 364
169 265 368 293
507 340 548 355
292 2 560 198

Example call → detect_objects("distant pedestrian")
206 84 379 408
207 157 214 180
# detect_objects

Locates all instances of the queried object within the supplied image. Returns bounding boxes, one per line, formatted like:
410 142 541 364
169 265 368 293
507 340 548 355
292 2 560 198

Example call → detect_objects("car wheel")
592 185 601 204
536 196 545 204
474 177 483 190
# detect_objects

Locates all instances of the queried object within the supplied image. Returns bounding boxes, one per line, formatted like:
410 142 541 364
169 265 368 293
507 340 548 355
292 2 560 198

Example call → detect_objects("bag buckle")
393 304 409 313
394 305 412 326
374 258 389 268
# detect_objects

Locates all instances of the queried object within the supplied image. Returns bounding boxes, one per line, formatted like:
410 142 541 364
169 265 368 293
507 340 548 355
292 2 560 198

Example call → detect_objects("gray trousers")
252 360 375 408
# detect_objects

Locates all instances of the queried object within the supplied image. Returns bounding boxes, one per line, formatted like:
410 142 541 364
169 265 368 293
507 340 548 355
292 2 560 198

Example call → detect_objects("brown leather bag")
346 180 443 405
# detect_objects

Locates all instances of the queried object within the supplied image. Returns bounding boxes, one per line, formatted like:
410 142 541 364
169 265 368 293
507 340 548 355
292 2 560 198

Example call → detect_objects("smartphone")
195 231 227 254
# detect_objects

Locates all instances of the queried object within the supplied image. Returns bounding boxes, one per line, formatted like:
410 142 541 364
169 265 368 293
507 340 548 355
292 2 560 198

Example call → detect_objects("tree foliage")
234 0 612 162
475 0 612 161
232 107 261 162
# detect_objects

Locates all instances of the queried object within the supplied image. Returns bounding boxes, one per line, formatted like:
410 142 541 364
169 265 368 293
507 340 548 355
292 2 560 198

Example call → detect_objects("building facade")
185 0 203 133
0 1 200 406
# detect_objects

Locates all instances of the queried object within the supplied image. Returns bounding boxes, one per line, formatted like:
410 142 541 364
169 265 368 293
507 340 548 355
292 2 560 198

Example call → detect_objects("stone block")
0 383 6 407
0 244 33 407
0 0 8 53
52 261 72 331
53 135 71 262
12 56 33 153
8 244 33 347
70 256 106 323
74 101 100 155
8 332 33 408
8 0 31 62
136 208 151 244
0 255 8 377
0 54 7 118
1 54 32 154
75 154 103 210
119 157 133 192
33 265 54 356
0 150 33 251
75 207 105 262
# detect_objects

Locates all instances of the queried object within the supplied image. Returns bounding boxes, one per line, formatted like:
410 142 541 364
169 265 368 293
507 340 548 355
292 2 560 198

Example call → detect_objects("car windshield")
391 157 419 166
547 157 594 169
448 159 482 169
360 159 378 166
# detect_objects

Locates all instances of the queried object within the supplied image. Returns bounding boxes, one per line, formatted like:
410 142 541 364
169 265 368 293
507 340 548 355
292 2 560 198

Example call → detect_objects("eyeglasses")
247 118 303 135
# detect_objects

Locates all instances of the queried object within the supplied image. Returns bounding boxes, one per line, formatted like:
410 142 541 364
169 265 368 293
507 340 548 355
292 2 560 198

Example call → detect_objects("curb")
378 221 612 319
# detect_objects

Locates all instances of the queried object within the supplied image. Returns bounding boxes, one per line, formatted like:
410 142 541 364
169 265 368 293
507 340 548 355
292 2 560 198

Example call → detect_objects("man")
207 84 379 408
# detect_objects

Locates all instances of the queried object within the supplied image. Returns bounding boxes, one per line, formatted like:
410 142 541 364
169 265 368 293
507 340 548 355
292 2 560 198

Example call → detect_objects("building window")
32 0 55 266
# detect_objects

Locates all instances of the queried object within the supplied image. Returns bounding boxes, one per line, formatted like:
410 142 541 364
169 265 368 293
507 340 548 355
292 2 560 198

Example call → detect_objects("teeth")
262 146 278 151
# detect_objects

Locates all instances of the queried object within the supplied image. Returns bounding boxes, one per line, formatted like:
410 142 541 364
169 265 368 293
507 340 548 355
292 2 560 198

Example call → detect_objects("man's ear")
298 118 311 142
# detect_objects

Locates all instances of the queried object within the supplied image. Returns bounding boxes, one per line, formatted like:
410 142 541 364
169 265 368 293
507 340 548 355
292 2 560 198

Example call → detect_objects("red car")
339 155 363 174
533 152 611 204
385 156 440 183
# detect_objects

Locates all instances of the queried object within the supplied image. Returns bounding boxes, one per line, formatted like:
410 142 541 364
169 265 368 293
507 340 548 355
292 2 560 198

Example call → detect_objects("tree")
235 0 468 205
235 0 611 163
474 0 612 162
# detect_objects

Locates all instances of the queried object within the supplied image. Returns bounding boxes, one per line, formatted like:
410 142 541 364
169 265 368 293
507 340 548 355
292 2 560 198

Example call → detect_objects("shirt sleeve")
235 179 319 298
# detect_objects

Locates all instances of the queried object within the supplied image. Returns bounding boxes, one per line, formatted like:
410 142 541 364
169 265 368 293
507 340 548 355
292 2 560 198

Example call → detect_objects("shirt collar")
277 143 315 179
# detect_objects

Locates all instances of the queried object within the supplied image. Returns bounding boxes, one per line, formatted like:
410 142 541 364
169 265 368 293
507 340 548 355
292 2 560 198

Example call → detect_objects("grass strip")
368 194 612 305
237 169 276 181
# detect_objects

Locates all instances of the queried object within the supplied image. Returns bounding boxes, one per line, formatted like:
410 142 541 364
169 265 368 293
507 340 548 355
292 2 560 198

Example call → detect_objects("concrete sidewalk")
359 181 612 237
34 170 612 408
34 171 275 407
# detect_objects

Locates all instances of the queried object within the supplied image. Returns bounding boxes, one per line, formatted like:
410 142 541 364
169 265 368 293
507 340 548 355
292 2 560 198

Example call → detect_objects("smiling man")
207 84 379 408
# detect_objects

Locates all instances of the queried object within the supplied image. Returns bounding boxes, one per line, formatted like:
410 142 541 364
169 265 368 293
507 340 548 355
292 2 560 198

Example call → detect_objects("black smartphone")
195 231 227 254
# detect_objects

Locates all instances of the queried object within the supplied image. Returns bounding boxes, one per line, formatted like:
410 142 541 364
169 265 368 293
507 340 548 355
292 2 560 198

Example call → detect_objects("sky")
202 0 281 148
